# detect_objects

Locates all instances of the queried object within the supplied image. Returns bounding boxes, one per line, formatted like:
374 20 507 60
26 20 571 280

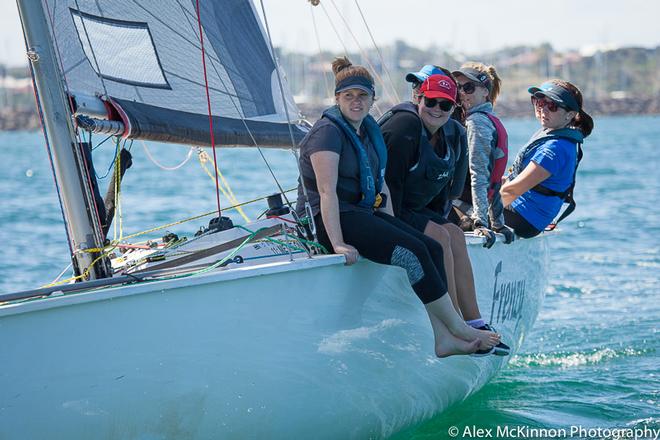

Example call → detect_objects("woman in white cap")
379 71 509 356
295 57 501 357
501 79 594 237
451 62 515 247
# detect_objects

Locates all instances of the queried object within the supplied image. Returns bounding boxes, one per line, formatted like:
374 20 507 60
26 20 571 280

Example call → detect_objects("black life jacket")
379 102 461 211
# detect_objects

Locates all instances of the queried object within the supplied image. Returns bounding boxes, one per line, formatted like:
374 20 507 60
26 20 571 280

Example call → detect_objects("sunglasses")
423 96 454 112
458 82 477 95
531 96 565 112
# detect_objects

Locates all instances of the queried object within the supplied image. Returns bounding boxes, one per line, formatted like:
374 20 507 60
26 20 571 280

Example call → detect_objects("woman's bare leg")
425 294 500 350
441 223 481 321
423 221 461 315
426 310 480 357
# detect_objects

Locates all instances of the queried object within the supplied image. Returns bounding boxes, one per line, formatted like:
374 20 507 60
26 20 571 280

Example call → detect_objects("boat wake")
509 347 647 369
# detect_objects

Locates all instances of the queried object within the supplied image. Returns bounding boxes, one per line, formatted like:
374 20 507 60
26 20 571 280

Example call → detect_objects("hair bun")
332 56 353 76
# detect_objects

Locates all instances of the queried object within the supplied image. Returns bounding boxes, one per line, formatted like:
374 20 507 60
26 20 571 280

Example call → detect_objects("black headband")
335 76 375 96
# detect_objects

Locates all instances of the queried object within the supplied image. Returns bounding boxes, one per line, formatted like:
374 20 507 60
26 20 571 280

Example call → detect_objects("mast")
16 0 111 280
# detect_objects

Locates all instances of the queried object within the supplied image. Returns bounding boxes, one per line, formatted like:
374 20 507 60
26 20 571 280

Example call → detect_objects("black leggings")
315 210 447 304
504 207 542 239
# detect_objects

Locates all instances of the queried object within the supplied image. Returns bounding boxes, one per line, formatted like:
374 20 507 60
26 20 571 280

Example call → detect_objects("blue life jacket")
510 127 584 228
378 102 460 211
322 106 387 209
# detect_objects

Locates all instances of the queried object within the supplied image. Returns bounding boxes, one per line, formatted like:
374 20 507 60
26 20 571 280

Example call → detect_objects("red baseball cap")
419 74 457 103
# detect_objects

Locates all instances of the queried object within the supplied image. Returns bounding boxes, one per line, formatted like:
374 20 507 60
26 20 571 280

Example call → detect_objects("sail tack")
46 0 305 147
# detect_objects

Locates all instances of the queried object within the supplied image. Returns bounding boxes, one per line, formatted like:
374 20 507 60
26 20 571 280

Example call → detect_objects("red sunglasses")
531 96 565 112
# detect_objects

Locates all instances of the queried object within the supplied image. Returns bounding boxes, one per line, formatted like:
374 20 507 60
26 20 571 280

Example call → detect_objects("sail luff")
17 0 110 280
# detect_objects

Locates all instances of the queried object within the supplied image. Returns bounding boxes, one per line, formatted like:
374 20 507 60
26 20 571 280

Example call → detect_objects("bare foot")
435 335 480 358
451 325 501 350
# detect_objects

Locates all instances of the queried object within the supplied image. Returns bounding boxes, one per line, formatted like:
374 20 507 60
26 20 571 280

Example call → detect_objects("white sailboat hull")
0 236 547 439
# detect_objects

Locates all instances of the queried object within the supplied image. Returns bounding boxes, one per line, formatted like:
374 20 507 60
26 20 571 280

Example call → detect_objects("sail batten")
45 0 303 147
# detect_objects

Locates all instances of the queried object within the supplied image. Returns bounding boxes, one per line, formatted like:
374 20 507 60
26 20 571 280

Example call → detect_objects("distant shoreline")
300 96 660 121
1 97 658 132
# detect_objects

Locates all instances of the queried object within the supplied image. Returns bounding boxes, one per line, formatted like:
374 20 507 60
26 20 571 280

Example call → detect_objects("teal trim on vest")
322 106 387 209
510 127 583 179
510 127 584 228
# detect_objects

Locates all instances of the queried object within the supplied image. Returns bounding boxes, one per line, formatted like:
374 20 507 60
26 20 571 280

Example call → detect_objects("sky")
2 0 660 67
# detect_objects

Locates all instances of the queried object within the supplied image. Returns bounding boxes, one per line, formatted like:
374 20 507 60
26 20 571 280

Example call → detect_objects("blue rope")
92 134 114 151
96 138 121 180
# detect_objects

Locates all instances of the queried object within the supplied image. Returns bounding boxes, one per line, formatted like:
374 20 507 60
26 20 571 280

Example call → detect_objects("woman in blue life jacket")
451 62 515 247
295 57 500 357
379 68 509 356
501 79 594 237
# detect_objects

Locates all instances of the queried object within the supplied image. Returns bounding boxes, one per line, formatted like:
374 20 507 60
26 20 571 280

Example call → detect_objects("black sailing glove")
473 220 496 249
494 225 515 244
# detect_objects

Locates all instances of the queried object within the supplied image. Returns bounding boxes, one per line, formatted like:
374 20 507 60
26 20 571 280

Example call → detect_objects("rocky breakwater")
0 108 40 131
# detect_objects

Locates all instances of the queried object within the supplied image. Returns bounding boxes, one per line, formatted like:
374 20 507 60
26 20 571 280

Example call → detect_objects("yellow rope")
45 142 127 287
113 142 124 242
197 149 251 222
42 194 295 287
42 245 118 287
78 188 297 249
44 143 297 286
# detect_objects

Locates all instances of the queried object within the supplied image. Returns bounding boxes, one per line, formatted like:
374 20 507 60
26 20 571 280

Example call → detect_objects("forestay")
44 0 306 147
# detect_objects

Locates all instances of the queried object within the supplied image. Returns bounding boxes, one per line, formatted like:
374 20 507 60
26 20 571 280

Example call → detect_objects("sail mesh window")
71 10 170 89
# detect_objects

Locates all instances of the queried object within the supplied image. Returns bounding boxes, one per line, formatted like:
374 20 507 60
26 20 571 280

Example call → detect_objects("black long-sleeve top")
381 110 468 218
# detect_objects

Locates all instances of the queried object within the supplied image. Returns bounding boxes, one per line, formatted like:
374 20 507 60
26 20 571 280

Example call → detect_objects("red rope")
195 0 222 218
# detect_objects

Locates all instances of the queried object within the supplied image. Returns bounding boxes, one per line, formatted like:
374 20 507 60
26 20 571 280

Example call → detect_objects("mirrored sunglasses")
531 96 565 112
423 96 454 112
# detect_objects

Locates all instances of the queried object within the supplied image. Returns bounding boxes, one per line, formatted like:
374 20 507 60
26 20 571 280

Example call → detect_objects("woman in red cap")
295 57 500 357
380 71 510 356
501 79 594 237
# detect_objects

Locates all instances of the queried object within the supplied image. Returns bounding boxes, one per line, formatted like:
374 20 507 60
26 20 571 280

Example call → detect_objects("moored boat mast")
16 0 110 280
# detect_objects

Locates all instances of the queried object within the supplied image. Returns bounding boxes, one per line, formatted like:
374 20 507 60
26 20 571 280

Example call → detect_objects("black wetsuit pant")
504 207 542 239
315 210 447 304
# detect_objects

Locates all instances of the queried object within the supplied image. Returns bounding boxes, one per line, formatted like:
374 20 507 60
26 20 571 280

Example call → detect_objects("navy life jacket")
379 102 460 211
509 127 584 229
321 105 388 209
